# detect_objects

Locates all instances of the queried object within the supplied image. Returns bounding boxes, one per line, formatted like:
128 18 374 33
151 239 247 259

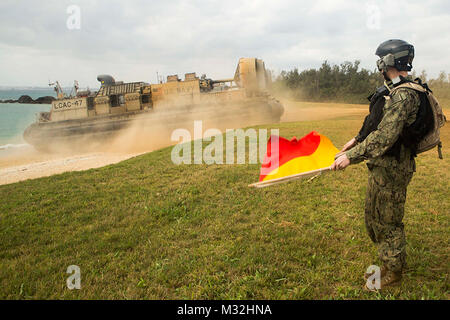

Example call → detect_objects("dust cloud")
0 95 281 185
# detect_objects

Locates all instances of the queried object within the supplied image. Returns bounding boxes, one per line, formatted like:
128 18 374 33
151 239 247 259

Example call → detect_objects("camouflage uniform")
346 86 420 273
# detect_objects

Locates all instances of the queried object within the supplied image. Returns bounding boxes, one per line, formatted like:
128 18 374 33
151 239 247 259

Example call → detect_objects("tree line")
272 60 450 105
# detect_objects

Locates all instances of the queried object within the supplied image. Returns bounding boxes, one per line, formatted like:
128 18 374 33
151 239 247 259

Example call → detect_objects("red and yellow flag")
259 131 339 182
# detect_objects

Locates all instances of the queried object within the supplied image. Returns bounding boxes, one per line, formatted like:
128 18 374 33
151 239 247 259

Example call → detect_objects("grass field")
0 102 449 299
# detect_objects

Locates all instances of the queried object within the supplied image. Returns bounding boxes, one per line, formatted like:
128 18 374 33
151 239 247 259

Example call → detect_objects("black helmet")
375 39 414 72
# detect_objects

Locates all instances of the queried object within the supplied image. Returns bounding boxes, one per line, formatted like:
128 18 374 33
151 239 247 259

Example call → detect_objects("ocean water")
0 89 55 148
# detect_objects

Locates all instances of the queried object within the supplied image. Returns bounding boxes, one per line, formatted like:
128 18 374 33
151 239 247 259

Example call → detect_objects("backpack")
390 79 446 159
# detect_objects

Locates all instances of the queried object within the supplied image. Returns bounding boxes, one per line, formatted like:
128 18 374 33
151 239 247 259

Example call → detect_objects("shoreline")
0 150 142 186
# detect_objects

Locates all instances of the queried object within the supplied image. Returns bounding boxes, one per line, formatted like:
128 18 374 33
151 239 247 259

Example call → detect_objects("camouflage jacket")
346 86 420 172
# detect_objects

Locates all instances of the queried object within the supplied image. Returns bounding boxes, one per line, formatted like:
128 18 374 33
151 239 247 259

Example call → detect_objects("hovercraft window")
141 94 150 104
87 97 94 110
110 94 125 107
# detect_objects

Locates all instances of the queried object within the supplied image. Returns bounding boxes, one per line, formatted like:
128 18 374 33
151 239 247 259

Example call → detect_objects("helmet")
375 39 414 72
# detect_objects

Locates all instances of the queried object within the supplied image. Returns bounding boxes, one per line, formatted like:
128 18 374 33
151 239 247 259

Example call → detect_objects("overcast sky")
0 0 449 87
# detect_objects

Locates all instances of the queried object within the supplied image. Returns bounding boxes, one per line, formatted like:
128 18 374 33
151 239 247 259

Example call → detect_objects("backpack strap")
391 82 427 94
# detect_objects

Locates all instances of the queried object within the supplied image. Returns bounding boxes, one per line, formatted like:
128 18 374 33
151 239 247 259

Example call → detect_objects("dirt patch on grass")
280 99 368 122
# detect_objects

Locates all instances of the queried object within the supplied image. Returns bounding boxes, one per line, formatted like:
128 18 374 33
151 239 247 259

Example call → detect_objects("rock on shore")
0 95 56 104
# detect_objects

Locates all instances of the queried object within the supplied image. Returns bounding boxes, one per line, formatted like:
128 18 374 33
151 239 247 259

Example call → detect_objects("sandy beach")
0 146 142 185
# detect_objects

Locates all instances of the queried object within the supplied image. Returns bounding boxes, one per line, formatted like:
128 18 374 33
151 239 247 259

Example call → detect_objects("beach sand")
0 146 142 185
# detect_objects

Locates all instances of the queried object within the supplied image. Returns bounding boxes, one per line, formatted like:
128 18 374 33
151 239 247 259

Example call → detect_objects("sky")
0 0 449 88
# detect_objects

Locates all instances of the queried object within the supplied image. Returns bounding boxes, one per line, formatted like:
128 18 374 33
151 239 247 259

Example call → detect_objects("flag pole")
248 166 332 188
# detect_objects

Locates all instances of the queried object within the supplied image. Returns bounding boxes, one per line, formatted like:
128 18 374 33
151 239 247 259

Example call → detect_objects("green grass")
0 113 449 299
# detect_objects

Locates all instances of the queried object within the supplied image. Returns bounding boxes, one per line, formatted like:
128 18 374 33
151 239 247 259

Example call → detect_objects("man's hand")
340 137 357 152
334 137 357 160
331 153 350 171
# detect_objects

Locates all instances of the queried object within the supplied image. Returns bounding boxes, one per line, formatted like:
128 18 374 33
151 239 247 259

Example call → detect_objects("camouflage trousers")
365 164 413 273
